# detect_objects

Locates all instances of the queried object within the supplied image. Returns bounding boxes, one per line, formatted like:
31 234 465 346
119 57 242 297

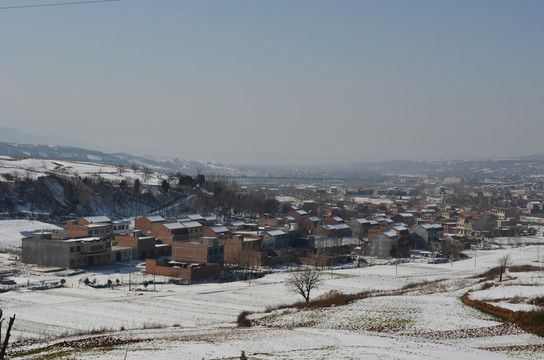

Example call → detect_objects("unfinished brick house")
134 215 166 234
145 259 221 284
152 222 189 244
65 216 113 239
224 235 285 267
300 216 320 235
114 230 157 260
203 225 232 240
172 237 224 263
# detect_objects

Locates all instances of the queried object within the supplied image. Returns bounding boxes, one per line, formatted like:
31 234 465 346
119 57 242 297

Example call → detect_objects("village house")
223 235 285 267
324 216 344 225
178 219 204 240
145 259 221 284
348 218 372 238
65 216 113 239
410 223 444 250
134 215 166 234
288 206 308 221
172 237 224 264
390 213 416 227
203 225 232 240
368 229 399 257
319 223 352 238
262 229 289 250
300 216 320 235
151 222 189 244
260 217 285 227
114 230 158 260
22 232 113 268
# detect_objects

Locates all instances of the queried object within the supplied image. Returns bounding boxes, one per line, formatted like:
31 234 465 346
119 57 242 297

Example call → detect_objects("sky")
1 0 543 166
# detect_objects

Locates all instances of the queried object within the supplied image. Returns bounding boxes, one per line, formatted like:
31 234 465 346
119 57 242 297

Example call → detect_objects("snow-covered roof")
399 213 414 217
179 221 202 228
355 218 371 224
375 216 393 224
323 223 350 231
421 223 443 230
229 220 245 227
265 230 286 237
296 210 308 216
382 229 398 238
145 215 165 223
83 216 111 224
185 214 204 221
332 216 344 222
394 226 408 232
307 216 320 222
209 225 229 233
162 222 185 230
284 216 296 221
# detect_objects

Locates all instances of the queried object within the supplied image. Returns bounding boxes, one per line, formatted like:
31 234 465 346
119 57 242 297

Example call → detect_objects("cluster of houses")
20 183 541 284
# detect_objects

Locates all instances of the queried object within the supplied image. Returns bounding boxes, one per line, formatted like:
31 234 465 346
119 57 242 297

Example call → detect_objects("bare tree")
286 268 322 303
498 254 510 282
0 309 15 359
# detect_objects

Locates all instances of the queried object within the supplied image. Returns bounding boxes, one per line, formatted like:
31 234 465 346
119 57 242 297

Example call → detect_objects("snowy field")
1 220 544 359
0 220 62 250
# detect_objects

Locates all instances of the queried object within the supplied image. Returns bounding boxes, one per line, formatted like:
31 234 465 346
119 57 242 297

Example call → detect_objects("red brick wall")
145 259 220 284
65 222 90 238
114 235 139 247
172 242 208 263
134 217 154 234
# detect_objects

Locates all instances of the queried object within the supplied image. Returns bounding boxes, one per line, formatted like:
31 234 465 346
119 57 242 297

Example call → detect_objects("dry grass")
509 265 543 273
529 296 544 306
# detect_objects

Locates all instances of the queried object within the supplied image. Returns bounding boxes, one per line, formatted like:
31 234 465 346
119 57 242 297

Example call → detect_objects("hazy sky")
1 0 543 165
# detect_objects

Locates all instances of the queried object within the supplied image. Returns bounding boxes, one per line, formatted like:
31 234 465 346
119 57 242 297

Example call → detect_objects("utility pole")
128 250 132 291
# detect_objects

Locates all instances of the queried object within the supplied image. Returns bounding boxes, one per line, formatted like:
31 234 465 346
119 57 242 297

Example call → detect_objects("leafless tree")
0 309 15 359
498 254 510 282
286 267 322 303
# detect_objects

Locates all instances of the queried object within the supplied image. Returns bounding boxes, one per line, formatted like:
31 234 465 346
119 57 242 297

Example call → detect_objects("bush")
509 265 543 273
237 311 252 327
474 267 502 280
529 296 544 306
510 309 544 333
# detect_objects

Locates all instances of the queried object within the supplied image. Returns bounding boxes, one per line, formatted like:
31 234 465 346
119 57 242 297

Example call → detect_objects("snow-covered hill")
0 142 237 175
0 156 192 221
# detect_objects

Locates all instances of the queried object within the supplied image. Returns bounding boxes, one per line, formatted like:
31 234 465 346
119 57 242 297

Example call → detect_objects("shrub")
509 265 543 273
529 297 544 306
237 311 252 327
474 267 501 281
510 309 544 333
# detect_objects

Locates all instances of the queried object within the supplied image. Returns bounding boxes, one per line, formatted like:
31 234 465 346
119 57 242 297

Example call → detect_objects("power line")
0 0 120 10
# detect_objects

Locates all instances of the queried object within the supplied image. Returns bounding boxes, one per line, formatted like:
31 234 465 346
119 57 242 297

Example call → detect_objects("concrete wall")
22 237 71 267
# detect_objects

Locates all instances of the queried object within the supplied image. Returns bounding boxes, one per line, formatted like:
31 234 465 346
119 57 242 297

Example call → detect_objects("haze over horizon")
1 1 543 166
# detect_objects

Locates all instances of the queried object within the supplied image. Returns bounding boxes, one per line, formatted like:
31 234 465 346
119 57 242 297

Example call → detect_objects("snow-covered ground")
1 220 544 359
0 220 63 250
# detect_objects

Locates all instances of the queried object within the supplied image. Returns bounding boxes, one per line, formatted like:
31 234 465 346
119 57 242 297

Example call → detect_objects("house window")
70 247 75 253
76 246 81 252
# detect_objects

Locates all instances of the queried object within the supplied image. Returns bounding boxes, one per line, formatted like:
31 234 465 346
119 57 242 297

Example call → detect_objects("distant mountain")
0 141 236 175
